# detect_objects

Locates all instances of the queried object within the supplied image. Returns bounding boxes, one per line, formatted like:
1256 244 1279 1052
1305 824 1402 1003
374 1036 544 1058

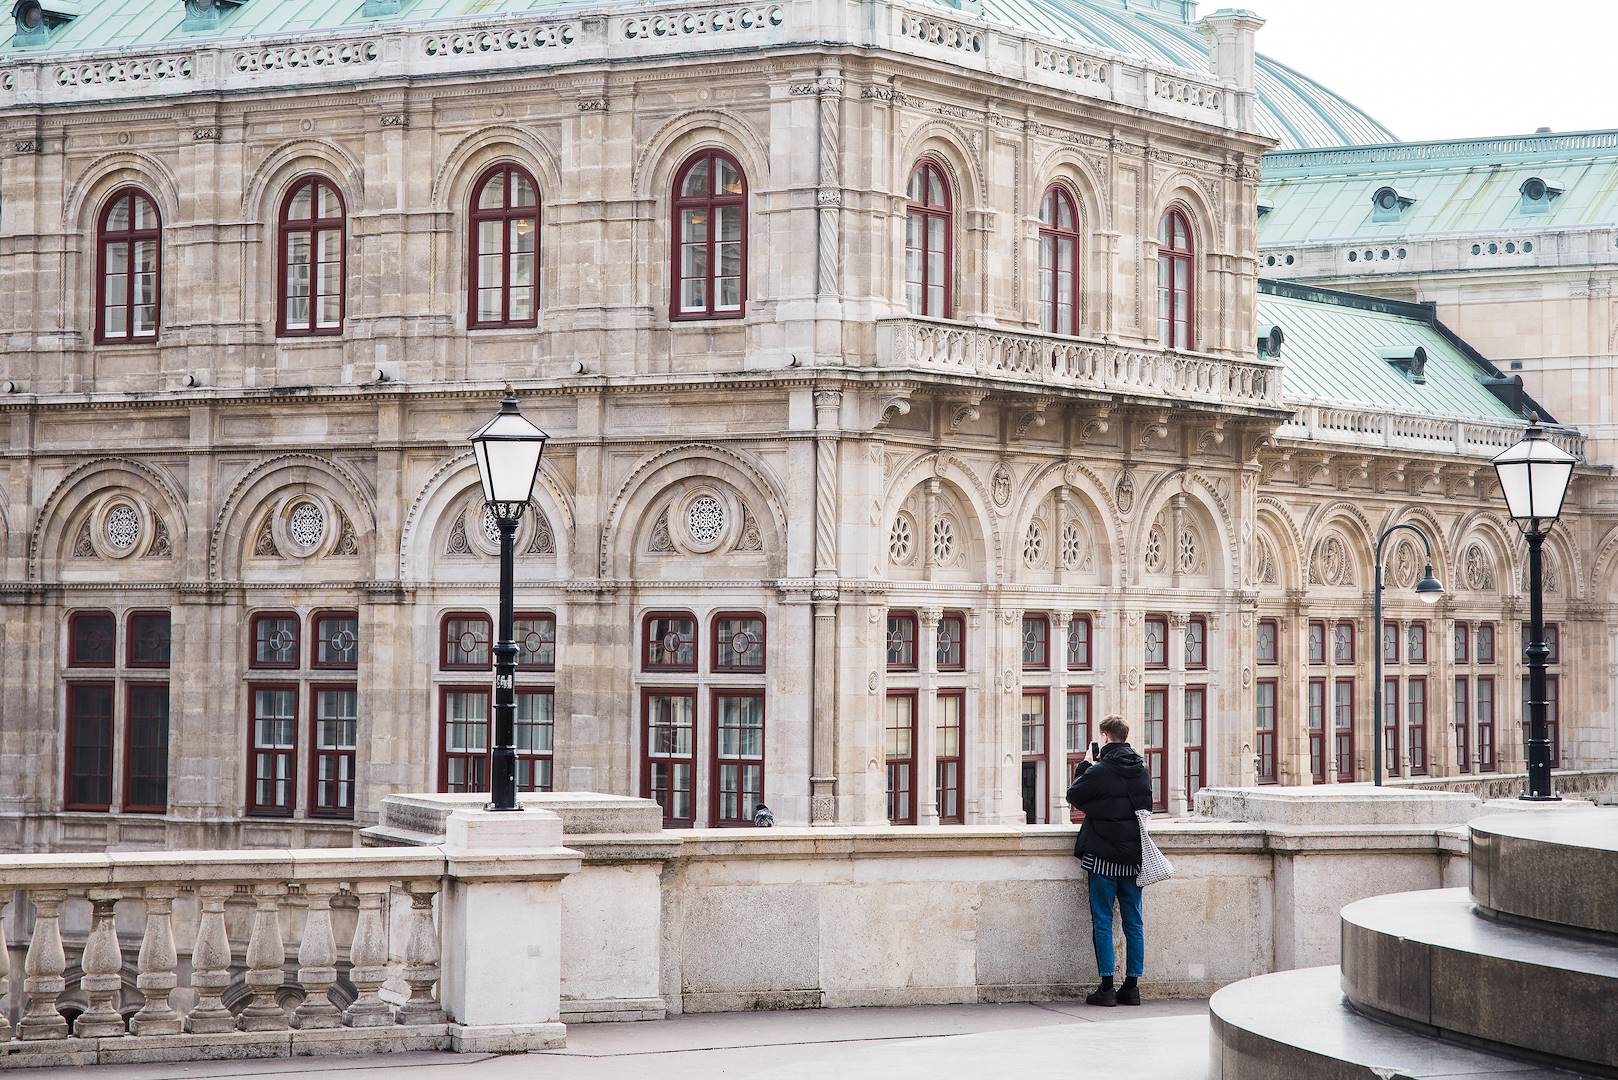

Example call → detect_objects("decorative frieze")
423 23 576 56
55 55 194 88
621 6 783 41
1029 45 1107 86
897 11 984 54
1153 74 1222 112
234 40 379 73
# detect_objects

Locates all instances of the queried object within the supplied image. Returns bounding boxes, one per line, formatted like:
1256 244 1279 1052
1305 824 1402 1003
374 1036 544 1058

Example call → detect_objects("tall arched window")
671 149 747 320
1157 207 1194 350
905 160 952 318
1038 185 1081 335
96 187 161 344
468 163 540 329
278 176 345 337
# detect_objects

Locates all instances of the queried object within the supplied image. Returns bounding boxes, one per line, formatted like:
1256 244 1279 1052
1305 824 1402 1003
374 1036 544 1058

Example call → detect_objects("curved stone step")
1470 810 1618 937
1210 966 1599 1080
1342 888 1618 1072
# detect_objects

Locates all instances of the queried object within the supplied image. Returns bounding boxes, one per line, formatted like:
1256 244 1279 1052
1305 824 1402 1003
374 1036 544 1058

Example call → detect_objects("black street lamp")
469 388 549 812
1491 420 1575 801
1372 525 1442 786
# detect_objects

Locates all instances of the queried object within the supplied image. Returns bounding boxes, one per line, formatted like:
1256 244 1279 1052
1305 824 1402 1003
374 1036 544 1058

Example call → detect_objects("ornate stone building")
0 0 1609 851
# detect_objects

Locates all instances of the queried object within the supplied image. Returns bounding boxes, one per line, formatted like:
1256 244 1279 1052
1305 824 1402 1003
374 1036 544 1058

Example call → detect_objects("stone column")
1166 614 1188 813
809 389 842 824
916 609 941 825
1048 613 1072 823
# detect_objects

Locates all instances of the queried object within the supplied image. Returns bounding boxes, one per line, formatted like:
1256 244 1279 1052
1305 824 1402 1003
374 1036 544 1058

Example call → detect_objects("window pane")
445 616 491 668
316 615 359 667
129 612 171 667
315 689 358 749
67 684 114 808
477 172 506 210
107 195 131 231
681 158 711 198
510 172 536 207
515 614 556 671
646 615 696 669
289 185 313 220
70 614 116 666
316 184 340 219
715 616 764 670
127 684 169 810
885 695 914 758
254 616 298 666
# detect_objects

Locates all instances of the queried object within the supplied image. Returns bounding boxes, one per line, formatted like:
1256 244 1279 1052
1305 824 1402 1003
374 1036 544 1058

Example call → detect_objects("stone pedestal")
437 808 582 1053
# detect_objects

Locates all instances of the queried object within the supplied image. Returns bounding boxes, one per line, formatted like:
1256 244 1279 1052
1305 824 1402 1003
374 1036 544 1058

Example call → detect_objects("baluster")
398 883 445 1025
238 883 289 1031
76 888 127 1037
343 883 393 1027
186 885 235 1033
19 889 68 1040
0 892 10 1042
130 887 181 1036
291 885 342 1029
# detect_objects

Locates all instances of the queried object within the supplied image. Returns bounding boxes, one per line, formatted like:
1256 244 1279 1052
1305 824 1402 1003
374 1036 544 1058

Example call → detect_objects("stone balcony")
1276 401 1589 462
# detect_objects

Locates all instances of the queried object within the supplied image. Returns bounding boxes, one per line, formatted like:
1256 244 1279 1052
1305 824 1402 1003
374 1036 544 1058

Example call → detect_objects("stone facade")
0 0 1613 850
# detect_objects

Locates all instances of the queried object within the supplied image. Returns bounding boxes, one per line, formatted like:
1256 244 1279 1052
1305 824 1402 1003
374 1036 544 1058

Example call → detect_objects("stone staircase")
1210 809 1618 1079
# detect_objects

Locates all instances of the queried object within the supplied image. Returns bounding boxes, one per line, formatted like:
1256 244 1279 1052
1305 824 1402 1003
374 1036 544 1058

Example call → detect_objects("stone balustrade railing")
878 317 1284 410
1276 402 1587 462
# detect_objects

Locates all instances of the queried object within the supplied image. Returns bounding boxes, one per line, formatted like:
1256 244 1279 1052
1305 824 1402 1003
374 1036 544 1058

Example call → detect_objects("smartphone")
1091 741 1101 759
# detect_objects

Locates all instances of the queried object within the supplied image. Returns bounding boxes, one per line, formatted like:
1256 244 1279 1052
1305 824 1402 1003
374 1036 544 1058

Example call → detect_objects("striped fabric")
1080 854 1140 879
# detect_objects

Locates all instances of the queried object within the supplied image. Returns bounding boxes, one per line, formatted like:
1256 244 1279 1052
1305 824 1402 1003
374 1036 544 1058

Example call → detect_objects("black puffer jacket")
1066 742 1153 864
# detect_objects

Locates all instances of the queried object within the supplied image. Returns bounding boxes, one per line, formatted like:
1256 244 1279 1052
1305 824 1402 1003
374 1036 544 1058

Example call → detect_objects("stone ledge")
1195 785 1481 827
561 997 667 1024
0 1026 456 1070
449 1022 566 1053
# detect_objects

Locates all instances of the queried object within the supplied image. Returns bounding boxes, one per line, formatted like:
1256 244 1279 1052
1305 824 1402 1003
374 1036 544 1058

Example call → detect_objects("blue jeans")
1088 872 1145 978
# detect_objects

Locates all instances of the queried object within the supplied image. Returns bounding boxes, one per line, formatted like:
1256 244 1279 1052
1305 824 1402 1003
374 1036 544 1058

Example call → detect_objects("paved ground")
15 1001 1212 1079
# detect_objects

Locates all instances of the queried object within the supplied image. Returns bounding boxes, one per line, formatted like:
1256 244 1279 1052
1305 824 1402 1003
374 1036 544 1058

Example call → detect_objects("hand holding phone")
1091 741 1101 761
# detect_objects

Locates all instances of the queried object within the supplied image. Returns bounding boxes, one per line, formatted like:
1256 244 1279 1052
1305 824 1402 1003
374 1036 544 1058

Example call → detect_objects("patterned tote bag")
1135 808 1175 887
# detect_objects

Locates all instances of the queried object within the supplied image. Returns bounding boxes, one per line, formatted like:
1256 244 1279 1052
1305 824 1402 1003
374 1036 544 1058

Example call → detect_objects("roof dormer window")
11 0 74 47
1371 186 1415 223
1519 176 1563 215
360 0 401 14
1381 346 1427 385
181 0 244 32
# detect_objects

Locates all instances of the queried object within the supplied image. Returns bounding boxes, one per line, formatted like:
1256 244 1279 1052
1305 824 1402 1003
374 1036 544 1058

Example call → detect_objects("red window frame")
670 149 748 321
67 610 117 668
937 611 967 672
514 610 557 673
438 684 491 795
936 688 966 825
467 162 540 329
247 682 299 817
276 175 346 337
1307 678 1327 783
1037 184 1081 335
1254 679 1277 785
885 610 918 672
1520 621 1561 664
1382 621 1400 665
1407 677 1427 775
1333 678 1356 782
95 186 161 344
885 690 917 825
1185 614 1208 670
1455 677 1471 774
1064 688 1092 823
1256 618 1279 666
1156 207 1193 350
1383 676 1401 777
1067 613 1093 671
1524 674 1561 768
250 610 301 671
310 609 359 671
441 611 494 672
1477 622 1496 664
1021 613 1050 671
1407 622 1427 665
710 689 765 827
309 683 358 819
64 680 116 812
1477 676 1496 771
516 686 555 794
643 610 698 673
1020 689 1049 824
1185 685 1208 807
1453 623 1469 665
1334 620 1356 665
1144 614 1169 670
126 609 172 669
905 158 953 318
711 610 766 673
1307 620 1327 666
643 686 698 827
122 681 169 814
1143 686 1168 811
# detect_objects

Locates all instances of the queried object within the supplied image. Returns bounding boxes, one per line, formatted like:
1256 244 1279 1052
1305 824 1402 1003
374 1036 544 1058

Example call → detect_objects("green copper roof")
1258 131 1618 245
1260 279 1531 423
3 0 1395 150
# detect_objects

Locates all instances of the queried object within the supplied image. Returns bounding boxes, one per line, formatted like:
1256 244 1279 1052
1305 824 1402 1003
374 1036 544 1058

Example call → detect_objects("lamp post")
1491 420 1575 801
469 388 549 812
1372 525 1443 786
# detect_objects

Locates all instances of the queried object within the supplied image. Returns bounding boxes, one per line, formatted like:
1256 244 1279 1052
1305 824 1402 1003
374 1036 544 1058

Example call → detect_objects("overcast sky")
1245 0 1618 142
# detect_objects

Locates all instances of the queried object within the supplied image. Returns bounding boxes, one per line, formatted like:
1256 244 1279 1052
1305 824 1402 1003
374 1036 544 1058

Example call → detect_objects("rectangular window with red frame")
712 612 765 673
1407 677 1427 775
1021 614 1050 671
1382 621 1400 665
1522 622 1561 665
936 689 964 825
1307 678 1326 783
124 683 169 812
516 688 554 793
1256 618 1279 666
644 688 696 826
1523 675 1561 768
440 687 490 794
514 611 556 672
442 612 492 671
1334 621 1356 665
311 685 357 817
251 612 300 670
1334 678 1356 782
1477 676 1495 771
884 691 916 824
65 682 115 811
712 690 764 825
1307 620 1327 666
1407 623 1427 665
248 684 298 816
1455 677 1471 774
1144 615 1168 670
1020 690 1048 823
885 611 918 672
312 611 359 670
643 612 698 673
68 611 117 668
1254 679 1276 785
1143 686 1167 810
1477 622 1496 664
127 611 171 668
1184 616 1207 670
1064 688 1091 822
1185 686 1207 806
1454 623 1469 665
1067 614 1092 670
937 612 966 671
1383 676 1401 777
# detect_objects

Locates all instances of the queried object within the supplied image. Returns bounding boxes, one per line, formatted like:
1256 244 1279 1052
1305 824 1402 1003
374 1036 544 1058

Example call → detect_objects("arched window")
905 160 952 318
1157 207 1194 350
468 163 540 329
1038 185 1080 335
277 176 345 337
671 149 747 319
96 187 161 343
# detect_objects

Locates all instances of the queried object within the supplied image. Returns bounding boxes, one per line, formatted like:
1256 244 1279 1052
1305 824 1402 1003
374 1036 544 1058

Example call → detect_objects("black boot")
1117 977 1141 1006
1086 977 1117 1007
